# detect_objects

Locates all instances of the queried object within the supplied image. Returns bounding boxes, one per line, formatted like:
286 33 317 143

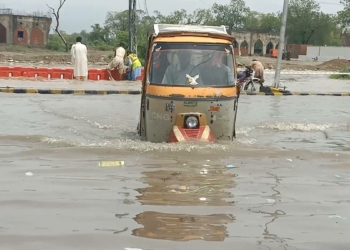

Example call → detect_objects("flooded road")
0 74 349 250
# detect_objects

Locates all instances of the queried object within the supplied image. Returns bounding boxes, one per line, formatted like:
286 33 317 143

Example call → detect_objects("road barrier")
0 88 141 95
1 66 349 81
0 66 144 80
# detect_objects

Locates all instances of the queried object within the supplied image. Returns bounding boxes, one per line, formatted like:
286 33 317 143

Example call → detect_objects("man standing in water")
71 37 88 81
107 42 126 80
250 59 265 84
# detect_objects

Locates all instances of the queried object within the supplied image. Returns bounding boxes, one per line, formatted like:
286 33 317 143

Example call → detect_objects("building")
231 30 281 56
0 8 52 46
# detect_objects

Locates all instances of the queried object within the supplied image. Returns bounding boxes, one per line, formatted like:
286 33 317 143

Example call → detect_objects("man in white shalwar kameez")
71 37 88 81
106 42 126 80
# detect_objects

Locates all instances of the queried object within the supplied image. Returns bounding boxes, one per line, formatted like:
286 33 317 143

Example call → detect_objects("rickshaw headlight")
185 116 198 128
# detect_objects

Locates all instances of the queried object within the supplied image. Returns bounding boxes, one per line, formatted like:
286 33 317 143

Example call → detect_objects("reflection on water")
135 168 236 206
132 167 236 241
132 212 234 241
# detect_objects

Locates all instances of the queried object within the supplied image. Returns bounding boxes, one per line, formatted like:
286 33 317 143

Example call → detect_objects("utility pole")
273 0 289 88
128 0 137 54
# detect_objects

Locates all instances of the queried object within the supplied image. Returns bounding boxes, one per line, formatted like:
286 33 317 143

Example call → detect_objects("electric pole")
273 0 289 88
128 0 137 54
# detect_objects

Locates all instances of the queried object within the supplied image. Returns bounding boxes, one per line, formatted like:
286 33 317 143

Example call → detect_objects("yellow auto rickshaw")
137 24 240 143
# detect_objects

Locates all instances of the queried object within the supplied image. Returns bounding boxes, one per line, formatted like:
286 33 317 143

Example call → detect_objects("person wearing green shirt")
127 51 142 81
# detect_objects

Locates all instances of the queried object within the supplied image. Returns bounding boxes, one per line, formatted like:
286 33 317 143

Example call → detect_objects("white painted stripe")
201 126 210 140
264 71 350 75
173 126 185 142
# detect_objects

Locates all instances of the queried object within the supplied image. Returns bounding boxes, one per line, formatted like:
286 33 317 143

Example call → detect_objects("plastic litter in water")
328 215 346 219
335 175 341 178
287 159 293 162
226 164 237 169
267 199 275 204
200 169 208 174
25 172 33 176
199 197 206 201
98 161 124 167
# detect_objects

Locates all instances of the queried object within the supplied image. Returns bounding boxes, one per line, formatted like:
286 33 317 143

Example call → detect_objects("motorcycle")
237 66 262 92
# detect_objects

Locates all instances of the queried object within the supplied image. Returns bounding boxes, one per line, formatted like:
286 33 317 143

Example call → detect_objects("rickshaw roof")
148 24 231 37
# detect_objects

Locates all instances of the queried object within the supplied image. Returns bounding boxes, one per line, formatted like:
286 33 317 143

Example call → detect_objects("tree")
211 0 250 30
245 11 280 33
338 0 350 34
187 9 215 25
259 13 281 33
47 0 69 52
287 0 333 44
46 1 343 57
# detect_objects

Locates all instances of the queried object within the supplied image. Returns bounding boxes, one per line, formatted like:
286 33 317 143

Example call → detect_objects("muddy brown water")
0 74 349 250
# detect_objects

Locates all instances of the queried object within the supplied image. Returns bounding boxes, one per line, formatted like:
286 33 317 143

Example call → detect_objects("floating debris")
98 161 124 167
226 164 237 169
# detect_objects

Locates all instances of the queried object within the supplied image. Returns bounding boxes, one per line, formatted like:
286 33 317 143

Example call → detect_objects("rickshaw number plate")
184 101 197 107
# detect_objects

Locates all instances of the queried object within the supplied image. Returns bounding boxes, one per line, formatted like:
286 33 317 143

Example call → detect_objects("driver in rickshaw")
161 50 203 85
199 51 234 85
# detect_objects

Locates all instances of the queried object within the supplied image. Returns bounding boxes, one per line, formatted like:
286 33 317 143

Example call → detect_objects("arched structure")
30 27 44 45
13 26 28 45
233 40 239 55
240 40 249 56
266 42 274 54
232 31 281 56
0 23 6 43
254 39 263 55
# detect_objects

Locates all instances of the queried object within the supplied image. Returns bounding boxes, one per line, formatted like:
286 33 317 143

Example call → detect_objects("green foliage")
3 45 28 52
329 66 350 79
47 0 348 61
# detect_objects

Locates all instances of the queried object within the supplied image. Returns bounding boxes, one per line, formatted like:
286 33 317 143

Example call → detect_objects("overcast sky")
1 0 344 33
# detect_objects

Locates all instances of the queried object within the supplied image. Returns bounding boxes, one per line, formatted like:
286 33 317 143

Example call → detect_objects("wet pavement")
0 73 350 250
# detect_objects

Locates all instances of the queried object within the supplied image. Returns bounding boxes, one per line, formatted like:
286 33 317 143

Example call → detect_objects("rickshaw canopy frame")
147 24 234 41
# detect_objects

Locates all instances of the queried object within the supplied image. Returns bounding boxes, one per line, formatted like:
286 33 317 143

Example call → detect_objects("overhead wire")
144 0 150 16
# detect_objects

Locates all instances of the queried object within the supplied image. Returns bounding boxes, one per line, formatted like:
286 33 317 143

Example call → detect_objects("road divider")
240 92 350 96
1 87 349 96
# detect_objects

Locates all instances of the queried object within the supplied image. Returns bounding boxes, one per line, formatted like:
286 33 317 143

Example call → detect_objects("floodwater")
0 73 349 250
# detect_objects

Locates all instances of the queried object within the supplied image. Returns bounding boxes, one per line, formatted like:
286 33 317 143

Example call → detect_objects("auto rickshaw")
137 24 240 143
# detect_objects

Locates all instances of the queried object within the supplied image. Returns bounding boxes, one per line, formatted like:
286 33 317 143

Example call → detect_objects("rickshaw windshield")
149 43 236 86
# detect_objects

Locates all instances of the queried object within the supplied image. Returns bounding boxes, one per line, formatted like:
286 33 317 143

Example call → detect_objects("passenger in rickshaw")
199 51 234 86
152 51 170 83
205 51 235 86
161 50 203 85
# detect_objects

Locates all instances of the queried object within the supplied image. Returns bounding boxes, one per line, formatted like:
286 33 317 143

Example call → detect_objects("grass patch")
329 66 350 79
3 45 29 52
